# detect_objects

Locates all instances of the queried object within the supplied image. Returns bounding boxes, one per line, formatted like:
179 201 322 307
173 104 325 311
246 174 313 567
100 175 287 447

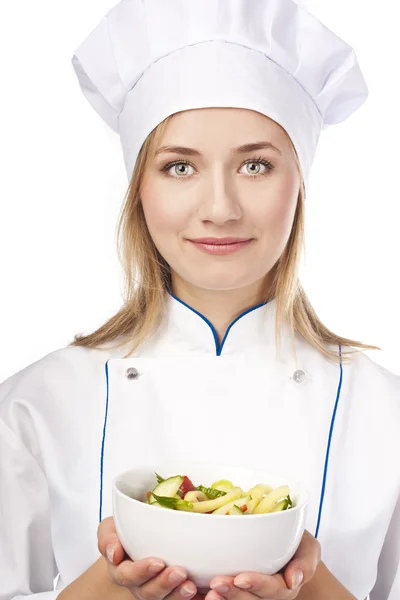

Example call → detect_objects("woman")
1 1 399 599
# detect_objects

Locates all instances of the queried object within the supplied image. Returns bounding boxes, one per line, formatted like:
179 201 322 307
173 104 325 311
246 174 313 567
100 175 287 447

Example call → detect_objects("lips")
188 238 252 245
188 239 253 255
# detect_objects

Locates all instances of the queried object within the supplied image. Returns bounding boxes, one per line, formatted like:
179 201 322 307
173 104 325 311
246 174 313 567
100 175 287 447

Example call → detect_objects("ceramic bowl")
112 462 308 590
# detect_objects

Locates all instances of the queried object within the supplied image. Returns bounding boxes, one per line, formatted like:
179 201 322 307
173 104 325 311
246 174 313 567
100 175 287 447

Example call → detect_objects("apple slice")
191 487 243 513
249 484 273 502
253 485 290 514
212 495 250 515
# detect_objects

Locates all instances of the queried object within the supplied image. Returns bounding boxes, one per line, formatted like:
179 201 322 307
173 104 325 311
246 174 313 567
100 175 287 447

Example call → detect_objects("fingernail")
234 577 252 589
292 569 304 589
210 583 230 593
181 583 197 597
148 561 165 575
106 545 114 563
169 569 187 584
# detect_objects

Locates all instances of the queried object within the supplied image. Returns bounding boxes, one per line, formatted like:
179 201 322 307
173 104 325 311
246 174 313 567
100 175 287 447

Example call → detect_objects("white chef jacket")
0 293 399 600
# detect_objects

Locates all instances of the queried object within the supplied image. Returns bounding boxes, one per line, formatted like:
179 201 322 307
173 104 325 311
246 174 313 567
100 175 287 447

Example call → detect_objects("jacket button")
126 367 139 380
293 369 305 383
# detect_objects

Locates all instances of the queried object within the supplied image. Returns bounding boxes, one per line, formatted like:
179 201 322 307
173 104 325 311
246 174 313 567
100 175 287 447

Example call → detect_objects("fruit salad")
144 473 293 515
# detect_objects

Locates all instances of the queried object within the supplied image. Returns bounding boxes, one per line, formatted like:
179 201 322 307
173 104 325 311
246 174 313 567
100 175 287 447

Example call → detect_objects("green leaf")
196 485 227 499
151 493 193 511
154 472 165 484
151 493 177 508
287 495 293 508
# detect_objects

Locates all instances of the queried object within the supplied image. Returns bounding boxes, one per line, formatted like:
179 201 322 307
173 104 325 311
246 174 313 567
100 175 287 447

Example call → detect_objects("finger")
222 572 291 599
97 516 126 565
110 556 166 587
116 563 196 600
282 530 321 590
210 577 267 600
137 566 194 600
205 592 225 600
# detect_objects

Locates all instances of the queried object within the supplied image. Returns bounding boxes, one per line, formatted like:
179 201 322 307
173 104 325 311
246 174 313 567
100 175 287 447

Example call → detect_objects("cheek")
141 188 189 241
254 175 298 239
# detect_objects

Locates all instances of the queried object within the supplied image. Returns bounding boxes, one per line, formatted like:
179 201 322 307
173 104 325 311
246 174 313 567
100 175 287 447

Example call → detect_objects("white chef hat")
71 0 368 193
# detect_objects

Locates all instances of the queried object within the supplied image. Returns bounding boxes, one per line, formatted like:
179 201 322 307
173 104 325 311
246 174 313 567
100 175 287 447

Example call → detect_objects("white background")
0 0 399 383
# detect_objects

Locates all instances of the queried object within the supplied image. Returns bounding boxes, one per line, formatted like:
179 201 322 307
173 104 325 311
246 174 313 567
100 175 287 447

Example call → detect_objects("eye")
159 156 275 179
161 160 196 178
240 157 275 178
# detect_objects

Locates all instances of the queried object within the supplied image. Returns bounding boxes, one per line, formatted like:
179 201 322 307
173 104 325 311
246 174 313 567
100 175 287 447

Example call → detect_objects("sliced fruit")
149 475 184 504
210 479 234 493
213 495 250 515
191 487 243 513
245 497 261 514
249 484 273 502
179 475 196 497
271 497 290 512
253 485 290 514
228 505 244 515
184 490 209 502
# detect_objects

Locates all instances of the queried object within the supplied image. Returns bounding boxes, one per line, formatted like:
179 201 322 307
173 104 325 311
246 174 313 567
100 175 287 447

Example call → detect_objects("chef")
0 1 399 599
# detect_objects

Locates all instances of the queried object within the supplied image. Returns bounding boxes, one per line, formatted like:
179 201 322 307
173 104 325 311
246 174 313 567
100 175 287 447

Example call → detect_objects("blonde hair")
69 114 381 364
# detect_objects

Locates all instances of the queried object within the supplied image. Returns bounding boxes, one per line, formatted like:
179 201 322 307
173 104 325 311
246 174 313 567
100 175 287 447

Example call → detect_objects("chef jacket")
0 293 399 600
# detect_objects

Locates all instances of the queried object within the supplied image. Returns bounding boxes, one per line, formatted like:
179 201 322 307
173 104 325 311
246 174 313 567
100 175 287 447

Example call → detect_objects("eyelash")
160 155 275 180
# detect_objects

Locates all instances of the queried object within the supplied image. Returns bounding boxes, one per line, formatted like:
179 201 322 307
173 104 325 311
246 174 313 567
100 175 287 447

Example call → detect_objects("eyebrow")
154 141 283 157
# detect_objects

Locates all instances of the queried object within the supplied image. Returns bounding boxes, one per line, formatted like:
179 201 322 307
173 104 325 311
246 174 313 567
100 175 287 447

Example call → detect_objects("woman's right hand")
97 516 199 599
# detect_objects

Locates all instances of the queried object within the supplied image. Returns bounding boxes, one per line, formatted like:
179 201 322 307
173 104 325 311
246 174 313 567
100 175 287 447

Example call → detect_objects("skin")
96 517 321 600
59 519 356 600
140 107 300 344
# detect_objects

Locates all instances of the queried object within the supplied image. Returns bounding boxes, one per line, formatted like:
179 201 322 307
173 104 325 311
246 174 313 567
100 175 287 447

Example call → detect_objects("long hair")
68 114 381 364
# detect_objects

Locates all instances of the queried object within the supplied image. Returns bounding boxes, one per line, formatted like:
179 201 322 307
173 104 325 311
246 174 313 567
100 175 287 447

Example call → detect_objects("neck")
170 274 272 344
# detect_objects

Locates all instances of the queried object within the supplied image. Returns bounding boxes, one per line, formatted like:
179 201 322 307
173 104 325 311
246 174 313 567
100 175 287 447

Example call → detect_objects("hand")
205 530 321 600
97 516 198 599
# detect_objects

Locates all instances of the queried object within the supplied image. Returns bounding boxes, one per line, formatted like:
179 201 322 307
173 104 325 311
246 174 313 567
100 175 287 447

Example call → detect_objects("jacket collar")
163 291 276 356
111 291 296 364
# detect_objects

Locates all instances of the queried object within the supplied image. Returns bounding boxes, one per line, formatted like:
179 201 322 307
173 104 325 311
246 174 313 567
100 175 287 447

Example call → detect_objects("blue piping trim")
168 291 271 356
99 359 110 523
314 344 343 539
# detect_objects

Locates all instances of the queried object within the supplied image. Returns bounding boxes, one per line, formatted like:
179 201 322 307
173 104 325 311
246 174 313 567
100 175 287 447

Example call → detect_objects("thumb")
283 529 321 590
97 516 126 565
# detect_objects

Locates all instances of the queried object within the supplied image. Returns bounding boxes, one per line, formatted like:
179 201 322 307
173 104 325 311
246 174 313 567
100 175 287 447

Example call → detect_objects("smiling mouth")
187 239 254 255
188 237 253 245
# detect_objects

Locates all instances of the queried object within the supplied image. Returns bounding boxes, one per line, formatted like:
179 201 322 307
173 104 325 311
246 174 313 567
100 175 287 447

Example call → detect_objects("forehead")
155 108 291 155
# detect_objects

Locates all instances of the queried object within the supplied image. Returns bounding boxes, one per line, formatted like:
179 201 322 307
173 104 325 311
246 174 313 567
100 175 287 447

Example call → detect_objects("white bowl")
112 462 308 590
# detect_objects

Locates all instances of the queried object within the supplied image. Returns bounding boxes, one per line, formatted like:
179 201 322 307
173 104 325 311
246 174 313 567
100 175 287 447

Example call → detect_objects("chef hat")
71 0 368 192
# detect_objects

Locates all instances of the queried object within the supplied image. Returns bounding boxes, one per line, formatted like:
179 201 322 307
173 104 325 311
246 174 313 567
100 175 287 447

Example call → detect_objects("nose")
197 170 242 225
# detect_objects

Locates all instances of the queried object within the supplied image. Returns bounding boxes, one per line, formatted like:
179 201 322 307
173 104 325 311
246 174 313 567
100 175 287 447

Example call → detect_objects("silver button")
293 369 305 383
126 367 139 380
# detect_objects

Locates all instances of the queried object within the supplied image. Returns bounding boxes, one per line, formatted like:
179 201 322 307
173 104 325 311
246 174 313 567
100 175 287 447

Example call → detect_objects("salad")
144 473 293 515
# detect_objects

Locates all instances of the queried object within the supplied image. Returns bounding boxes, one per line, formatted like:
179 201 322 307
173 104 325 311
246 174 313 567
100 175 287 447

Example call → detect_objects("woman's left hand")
205 529 321 600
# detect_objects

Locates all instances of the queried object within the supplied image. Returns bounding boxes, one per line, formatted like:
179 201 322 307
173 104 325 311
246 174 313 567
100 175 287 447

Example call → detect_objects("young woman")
1 1 399 600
